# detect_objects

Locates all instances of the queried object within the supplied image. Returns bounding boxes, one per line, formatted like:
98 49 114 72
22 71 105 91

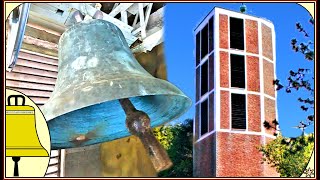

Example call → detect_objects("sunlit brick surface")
263 59 275 97
248 94 261 132
220 90 230 129
219 51 229 88
264 97 276 135
219 14 229 49
247 55 260 92
216 132 264 177
245 19 259 54
262 23 273 60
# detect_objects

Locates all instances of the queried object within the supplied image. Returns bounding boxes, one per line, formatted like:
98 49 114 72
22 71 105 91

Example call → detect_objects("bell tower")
193 7 278 177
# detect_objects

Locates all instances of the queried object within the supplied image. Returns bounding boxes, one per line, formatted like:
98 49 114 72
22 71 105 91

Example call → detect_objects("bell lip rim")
44 93 192 121
44 94 192 149
42 73 192 121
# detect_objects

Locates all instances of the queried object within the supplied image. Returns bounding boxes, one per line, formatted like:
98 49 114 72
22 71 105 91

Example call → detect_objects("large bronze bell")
42 19 191 170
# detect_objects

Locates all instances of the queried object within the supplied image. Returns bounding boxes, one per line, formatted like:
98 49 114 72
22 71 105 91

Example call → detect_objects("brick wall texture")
193 133 216 177
219 51 229 88
247 55 260 92
219 14 229 49
220 90 230 129
263 59 275 97
264 97 276 136
248 94 261 132
216 132 264 177
246 19 259 54
262 23 273 60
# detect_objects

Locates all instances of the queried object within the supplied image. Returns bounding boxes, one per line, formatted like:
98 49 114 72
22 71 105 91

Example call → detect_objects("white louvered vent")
231 93 246 130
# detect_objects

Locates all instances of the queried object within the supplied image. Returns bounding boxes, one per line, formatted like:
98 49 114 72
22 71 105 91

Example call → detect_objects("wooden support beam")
127 3 149 15
25 25 60 44
28 12 65 34
21 43 58 57
109 3 133 17
23 36 58 51
112 3 120 11
138 3 146 39
144 4 153 27
132 13 139 27
120 11 128 24
27 22 62 36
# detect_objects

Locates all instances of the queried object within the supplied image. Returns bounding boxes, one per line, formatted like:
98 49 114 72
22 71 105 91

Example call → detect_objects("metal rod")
118 98 173 172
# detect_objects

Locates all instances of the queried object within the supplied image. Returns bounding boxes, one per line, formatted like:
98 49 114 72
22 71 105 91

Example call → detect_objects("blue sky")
163 3 314 138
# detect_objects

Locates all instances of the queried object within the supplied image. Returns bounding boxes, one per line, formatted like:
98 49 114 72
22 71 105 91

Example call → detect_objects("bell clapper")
12 156 20 176
119 98 173 172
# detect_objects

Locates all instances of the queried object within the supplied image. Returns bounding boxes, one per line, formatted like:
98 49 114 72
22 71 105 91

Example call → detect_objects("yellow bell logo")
6 95 49 157
5 89 50 177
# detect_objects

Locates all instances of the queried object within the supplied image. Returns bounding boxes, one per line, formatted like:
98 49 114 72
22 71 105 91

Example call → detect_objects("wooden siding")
6 22 63 177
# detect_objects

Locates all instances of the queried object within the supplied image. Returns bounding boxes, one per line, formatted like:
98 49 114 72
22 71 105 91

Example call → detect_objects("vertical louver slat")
231 54 245 88
196 33 201 66
231 93 246 129
201 60 208 96
196 67 200 101
230 17 244 50
200 99 209 135
209 17 214 53
201 24 209 59
46 150 61 177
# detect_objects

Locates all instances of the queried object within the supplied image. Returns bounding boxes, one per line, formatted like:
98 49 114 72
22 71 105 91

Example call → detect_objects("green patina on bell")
42 19 192 149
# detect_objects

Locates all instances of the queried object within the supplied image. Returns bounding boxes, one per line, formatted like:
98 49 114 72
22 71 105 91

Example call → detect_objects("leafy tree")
153 119 193 177
259 133 314 177
271 16 315 132
260 16 315 177
153 125 174 150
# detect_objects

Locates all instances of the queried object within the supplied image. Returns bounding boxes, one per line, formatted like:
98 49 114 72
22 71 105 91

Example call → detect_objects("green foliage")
153 125 174 150
259 134 314 177
264 17 315 178
153 119 193 177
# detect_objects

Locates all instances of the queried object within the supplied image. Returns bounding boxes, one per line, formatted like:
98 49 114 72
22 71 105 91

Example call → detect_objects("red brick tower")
193 7 278 177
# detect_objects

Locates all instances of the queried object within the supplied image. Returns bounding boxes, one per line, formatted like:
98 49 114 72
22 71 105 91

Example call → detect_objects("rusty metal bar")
118 98 173 172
